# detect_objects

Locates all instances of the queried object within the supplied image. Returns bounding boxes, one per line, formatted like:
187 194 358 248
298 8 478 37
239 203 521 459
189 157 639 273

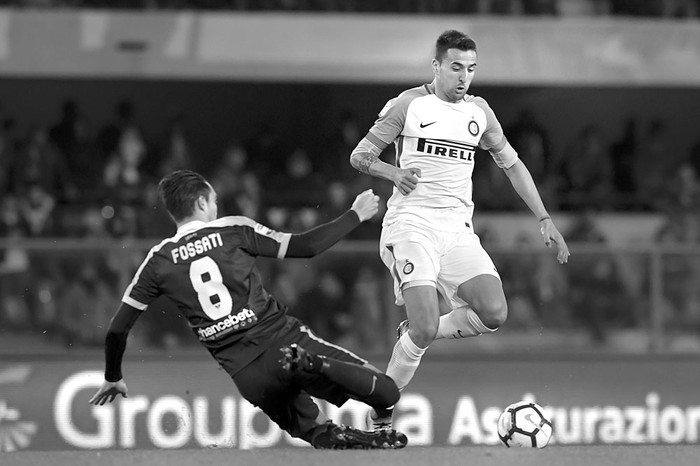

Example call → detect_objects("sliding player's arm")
245 190 380 259
88 303 141 405
286 189 379 257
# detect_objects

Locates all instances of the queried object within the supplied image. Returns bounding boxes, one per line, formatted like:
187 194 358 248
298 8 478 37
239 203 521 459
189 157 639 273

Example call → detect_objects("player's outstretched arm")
286 189 380 258
503 159 570 264
89 303 141 405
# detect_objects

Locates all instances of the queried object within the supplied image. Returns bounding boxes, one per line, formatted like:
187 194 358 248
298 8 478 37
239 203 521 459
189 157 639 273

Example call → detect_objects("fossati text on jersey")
171 233 224 264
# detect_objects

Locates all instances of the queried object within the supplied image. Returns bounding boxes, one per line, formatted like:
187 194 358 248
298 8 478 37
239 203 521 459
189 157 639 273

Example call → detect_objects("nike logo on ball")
419 121 437 128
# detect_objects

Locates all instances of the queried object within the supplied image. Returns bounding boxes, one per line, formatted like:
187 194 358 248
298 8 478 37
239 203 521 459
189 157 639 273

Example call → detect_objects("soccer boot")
279 343 325 373
313 423 407 450
396 319 409 339
365 407 394 431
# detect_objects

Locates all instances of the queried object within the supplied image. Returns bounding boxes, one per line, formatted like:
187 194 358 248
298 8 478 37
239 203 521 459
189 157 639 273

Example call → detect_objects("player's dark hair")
158 169 211 222
435 30 476 62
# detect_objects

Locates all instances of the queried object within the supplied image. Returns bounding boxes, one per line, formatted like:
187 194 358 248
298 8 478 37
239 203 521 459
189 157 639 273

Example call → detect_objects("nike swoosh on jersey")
419 121 437 128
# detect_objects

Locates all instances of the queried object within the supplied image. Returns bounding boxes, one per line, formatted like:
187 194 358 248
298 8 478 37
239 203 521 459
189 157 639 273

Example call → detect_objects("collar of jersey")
177 220 207 235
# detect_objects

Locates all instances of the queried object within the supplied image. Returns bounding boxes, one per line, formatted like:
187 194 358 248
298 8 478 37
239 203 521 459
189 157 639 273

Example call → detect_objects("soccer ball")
497 401 552 448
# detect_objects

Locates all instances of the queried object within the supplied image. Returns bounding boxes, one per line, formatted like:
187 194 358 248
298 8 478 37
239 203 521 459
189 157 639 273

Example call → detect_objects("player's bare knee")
477 301 508 329
408 323 438 347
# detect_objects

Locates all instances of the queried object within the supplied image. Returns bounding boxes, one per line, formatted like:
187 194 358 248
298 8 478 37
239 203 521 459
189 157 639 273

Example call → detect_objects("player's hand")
393 167 421 195
540 219 570 264
351 189 380 222
89 379 128 405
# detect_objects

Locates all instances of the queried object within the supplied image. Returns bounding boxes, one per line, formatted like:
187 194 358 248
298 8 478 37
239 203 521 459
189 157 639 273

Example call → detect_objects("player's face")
432 48 477 103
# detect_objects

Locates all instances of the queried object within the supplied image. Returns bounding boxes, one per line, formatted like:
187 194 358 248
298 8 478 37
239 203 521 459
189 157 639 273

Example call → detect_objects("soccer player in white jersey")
350 30 570 431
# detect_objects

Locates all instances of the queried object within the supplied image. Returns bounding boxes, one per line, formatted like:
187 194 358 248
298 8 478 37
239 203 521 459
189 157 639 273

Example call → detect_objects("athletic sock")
436 307 496 339
385 332 427 391
318 357 400 408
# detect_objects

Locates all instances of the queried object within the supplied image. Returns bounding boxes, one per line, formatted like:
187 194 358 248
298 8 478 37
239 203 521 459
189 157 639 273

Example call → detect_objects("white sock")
385 332 427 391
436 307 496 340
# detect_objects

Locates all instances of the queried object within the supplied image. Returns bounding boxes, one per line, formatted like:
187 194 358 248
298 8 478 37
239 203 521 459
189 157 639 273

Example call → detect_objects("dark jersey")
122 216 293 370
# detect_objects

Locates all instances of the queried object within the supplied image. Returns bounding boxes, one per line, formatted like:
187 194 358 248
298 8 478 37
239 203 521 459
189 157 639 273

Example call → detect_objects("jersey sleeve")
239 221 292 259
122 251 161 310
473 97 519 169
366 91 413 147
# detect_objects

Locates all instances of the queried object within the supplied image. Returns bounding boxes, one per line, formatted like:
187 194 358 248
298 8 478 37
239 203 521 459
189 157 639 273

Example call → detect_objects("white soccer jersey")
366 83 518 227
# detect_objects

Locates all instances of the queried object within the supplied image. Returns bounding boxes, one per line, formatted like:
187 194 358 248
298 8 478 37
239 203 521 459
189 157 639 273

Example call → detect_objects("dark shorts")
213 316 366 439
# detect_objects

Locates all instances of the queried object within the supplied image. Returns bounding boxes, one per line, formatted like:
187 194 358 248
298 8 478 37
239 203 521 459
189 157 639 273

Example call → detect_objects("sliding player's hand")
351 189 380 222
393 167 421 195
89 379 129 405
540 219 570 264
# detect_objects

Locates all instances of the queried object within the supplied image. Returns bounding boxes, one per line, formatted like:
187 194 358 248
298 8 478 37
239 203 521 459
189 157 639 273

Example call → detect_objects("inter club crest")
403 261 414 275
468 120 480 136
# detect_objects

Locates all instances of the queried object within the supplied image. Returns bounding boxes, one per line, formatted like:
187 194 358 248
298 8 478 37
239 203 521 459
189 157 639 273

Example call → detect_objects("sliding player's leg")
278 323 407 448
279 341 399 409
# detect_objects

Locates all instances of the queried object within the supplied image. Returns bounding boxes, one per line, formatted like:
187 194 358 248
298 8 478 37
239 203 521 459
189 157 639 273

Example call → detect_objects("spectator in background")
137 180 177 238
565 210 626 342
506 107 557 208
12 126 76 203
609 116 638 208
0 115 18 196
49 100 81 163
293 269 350 343
558 124 614 210
0 194 32 331
98 98 144 162
245 119 286 178
17 182 56 237
497 233 545 329
318 181 351 223
107 205 139 238
327 109 366 184
209 142 262 218
48 100 102 197
151 109 193 178
103 127 150 205
79 206 112 238
320 181 383 240
634 119 673 210
471 151 523 210
265 147 325 210
654 210 700 335
58 258 117 347
348 265 389 353
686 137 700 178
657 163 700 214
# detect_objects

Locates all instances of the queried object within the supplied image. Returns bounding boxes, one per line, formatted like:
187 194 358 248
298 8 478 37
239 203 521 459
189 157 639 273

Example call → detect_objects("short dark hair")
435 30 477 62
158 169 211 222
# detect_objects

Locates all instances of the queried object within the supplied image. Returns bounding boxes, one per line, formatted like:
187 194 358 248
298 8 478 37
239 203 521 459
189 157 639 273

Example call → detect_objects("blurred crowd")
2 93 700 353
2 0 700 18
